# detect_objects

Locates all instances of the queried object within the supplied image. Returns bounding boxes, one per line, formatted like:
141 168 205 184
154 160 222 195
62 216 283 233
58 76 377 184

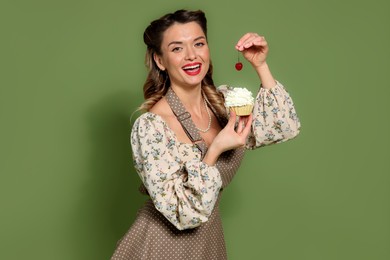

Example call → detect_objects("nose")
185 46 196 60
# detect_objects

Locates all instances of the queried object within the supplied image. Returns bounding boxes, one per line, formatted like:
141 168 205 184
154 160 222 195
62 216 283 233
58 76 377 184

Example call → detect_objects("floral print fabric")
246 80 301 148
130 80 300 230
131 114 223 230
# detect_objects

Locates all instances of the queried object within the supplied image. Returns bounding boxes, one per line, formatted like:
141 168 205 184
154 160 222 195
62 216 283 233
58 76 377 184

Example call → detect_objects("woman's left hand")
235 33 269 68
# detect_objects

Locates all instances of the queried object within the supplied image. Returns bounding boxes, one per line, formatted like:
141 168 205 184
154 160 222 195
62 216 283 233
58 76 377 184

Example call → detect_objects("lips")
182 62 202 76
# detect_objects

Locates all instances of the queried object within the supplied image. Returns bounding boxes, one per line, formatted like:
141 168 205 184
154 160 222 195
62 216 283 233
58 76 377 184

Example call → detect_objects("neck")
170 84 203 115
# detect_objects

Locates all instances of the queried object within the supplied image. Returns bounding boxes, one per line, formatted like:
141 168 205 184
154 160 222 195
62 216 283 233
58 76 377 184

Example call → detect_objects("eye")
171 47 182 52
195 42 205 47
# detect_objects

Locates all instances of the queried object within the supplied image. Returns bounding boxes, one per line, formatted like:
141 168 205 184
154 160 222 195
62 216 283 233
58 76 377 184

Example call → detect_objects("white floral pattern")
130 80 300 230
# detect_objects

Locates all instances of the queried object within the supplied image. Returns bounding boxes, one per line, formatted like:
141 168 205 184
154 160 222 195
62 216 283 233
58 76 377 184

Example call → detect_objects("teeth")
183 64 200 70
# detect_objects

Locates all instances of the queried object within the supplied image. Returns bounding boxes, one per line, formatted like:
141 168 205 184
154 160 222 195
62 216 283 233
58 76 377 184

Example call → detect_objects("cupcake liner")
229 104 254 116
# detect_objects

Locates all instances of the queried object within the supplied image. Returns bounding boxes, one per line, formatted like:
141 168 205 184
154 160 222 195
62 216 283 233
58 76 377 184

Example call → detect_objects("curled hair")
138 9 226 119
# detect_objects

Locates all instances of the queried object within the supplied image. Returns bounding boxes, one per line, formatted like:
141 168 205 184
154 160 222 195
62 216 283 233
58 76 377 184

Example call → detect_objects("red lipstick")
182 62 202 76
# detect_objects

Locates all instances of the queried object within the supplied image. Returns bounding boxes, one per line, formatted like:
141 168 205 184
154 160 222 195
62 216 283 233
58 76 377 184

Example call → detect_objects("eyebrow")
167 36 206 47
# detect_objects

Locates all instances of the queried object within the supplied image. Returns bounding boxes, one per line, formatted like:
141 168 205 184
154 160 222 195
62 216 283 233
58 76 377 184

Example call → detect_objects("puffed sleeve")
246 81 301 149
131 113 223 230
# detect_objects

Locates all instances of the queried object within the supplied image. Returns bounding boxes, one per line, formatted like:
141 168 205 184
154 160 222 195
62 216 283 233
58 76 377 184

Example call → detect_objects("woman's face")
154 22 210 89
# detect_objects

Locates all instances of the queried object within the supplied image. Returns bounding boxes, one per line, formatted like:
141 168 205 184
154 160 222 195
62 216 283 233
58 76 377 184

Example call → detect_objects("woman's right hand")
203 111 252 166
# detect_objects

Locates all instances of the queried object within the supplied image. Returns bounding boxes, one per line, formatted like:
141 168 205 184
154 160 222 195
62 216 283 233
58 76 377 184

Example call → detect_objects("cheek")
167 56 183 69
201 49 210 63
203 63 210 75
202 51 210 66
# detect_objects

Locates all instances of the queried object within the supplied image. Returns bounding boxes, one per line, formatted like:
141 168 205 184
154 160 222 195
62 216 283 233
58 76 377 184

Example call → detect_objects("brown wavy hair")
139 9 226 119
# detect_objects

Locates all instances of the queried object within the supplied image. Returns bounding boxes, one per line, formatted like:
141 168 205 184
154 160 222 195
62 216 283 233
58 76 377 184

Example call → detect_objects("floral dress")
111 81 301 260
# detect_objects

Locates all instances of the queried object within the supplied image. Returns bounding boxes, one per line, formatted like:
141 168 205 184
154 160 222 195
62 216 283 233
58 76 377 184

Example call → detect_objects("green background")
1 0 389 259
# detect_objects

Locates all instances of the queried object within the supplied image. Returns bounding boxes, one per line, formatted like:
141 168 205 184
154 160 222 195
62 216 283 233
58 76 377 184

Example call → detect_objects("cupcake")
218 85 254 116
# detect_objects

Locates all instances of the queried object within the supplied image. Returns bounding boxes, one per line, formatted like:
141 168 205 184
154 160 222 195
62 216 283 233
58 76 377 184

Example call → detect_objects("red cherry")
235 62 243 71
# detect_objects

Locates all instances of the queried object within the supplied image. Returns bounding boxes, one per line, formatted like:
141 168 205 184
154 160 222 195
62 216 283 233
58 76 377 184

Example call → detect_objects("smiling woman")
111 9 301 260
153 22 210 91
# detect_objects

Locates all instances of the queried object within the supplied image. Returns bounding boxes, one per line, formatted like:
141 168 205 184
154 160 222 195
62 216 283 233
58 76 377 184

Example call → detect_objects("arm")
235 33 275 89
246 80 301 149
235 33 301 148
131 114 223 230
202 110 253 166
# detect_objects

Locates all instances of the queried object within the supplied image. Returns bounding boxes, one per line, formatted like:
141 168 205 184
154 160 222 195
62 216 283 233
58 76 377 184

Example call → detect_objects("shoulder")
132 108 179 141
149 97 183 137
137 96 194 145
149 97 175 120
132 112 165 137
133 97 173 132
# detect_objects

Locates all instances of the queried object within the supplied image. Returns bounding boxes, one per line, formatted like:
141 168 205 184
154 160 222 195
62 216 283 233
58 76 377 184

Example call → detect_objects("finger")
241 114 253 137
238 34 262 45
239 40 266 52
241 36 267 50
251 37 267 47
235 33 257 50
241 115 250 126
236 33 254 46
237 115 251 134
236 117 245 134
226 110 237 128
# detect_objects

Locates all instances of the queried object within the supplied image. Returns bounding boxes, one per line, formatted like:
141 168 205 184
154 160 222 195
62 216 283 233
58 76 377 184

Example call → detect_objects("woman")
112 9 300 260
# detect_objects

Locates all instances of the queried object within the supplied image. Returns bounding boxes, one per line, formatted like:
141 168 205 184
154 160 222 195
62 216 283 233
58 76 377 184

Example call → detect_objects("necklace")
196 97 212 133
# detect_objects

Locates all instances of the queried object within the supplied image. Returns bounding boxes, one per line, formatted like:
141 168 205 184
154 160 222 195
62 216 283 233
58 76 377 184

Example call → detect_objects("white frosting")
223 87 254 107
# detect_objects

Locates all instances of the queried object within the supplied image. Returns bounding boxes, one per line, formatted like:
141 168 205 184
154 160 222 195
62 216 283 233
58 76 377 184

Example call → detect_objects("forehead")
162 22 205 44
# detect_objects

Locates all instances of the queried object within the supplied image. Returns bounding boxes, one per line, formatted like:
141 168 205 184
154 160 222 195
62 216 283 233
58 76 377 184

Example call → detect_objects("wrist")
202 144 222 166
253 62 276 89
253 61 269 72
